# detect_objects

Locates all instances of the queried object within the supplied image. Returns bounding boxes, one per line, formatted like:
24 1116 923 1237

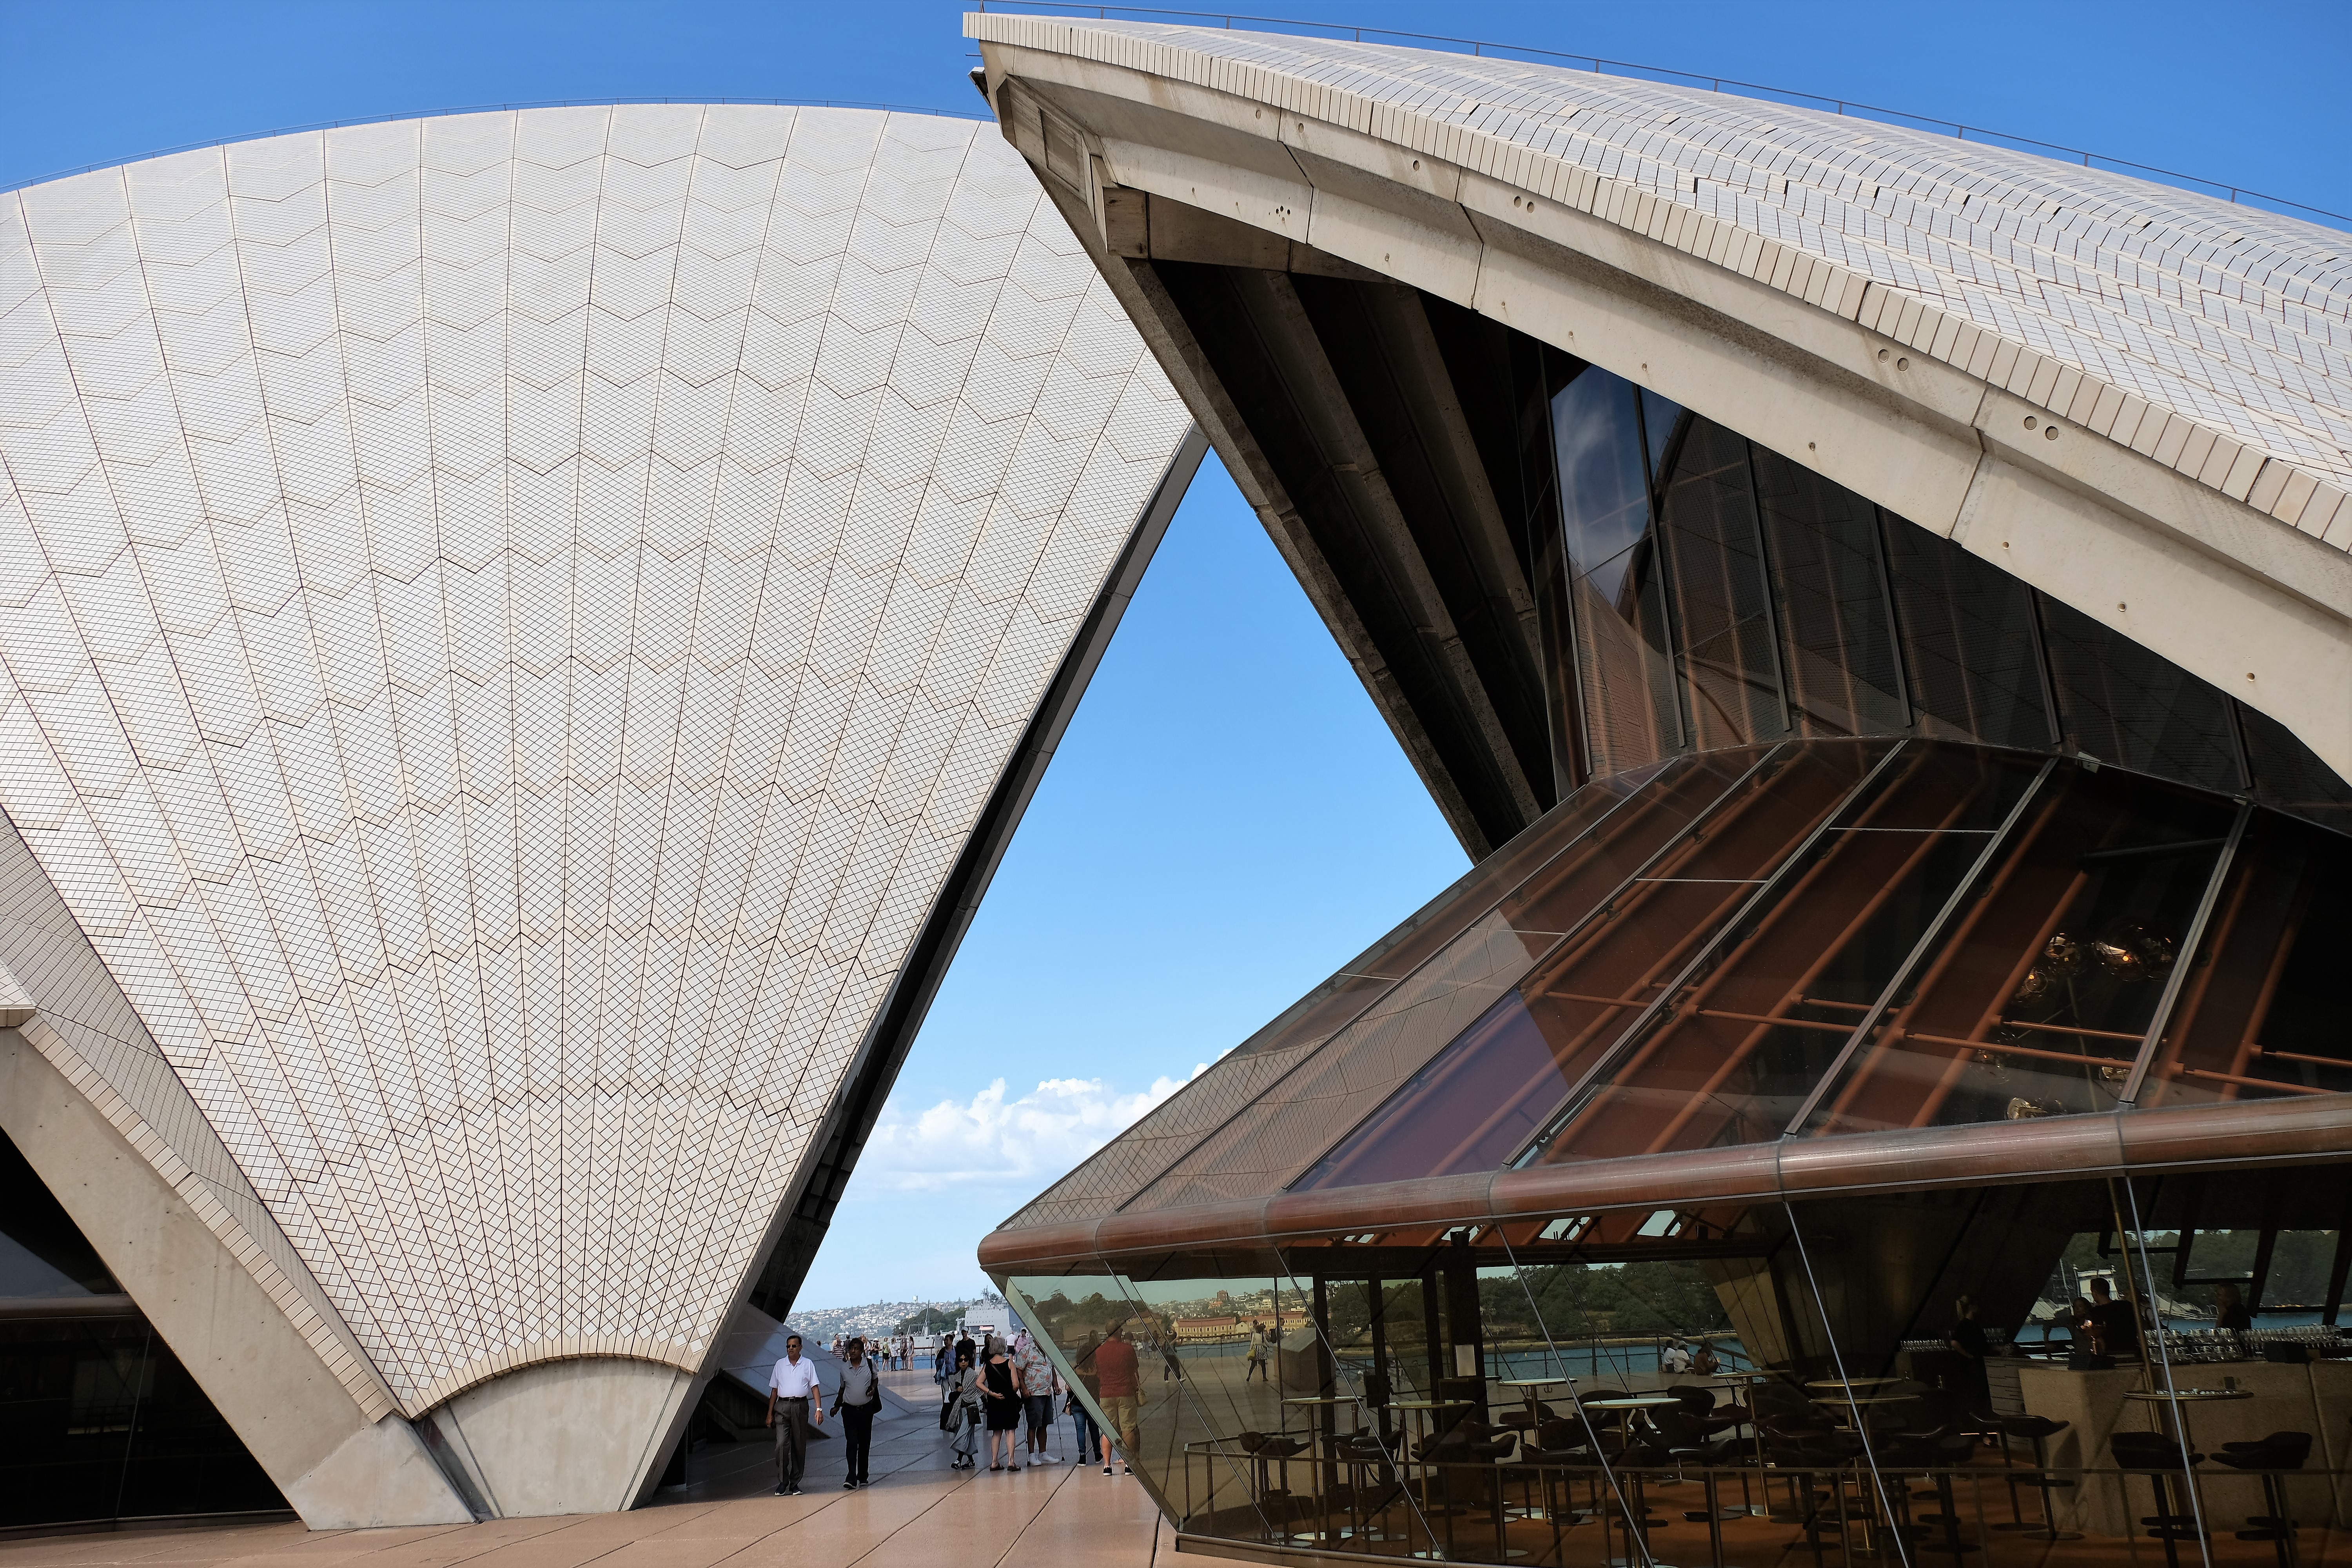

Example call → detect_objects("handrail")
2 96 984 197
974 1 2351 227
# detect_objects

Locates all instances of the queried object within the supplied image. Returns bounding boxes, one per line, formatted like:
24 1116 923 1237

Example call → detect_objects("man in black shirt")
1947 1296 1990 1405
2087 1276 2140 1357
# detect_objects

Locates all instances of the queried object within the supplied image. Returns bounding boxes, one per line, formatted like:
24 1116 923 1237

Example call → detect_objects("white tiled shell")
0 104 1189 1415
969 14 2352 546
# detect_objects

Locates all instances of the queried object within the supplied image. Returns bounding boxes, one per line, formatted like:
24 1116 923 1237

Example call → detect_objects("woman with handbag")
980 1334 1023 1471
942 1345 980 1469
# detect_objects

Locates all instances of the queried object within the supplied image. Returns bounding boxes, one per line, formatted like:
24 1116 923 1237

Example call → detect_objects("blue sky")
9 0 2347 1310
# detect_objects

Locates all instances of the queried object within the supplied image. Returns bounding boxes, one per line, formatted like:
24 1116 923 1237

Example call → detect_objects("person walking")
835 1336 883 1490
1012 1331 1058 1463
981 1335 1023 1471
1244 1320 1269 1383
1069 1330 1113 1474
1094 1321 1140 1476
764 1333 826 1496
944 1345 980 1469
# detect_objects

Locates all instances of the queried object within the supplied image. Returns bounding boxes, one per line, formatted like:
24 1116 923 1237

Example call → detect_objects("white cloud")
850 1068 1206 1194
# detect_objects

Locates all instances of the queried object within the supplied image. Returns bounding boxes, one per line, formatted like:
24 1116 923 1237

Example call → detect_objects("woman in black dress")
982 1335 1023 1470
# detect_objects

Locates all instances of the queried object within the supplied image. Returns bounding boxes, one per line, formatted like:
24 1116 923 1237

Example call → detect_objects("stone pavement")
0 1365 1160 1568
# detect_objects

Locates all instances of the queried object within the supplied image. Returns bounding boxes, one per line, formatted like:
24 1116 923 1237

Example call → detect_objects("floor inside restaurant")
1218 1450 2352 1567
0 1367 1161 1568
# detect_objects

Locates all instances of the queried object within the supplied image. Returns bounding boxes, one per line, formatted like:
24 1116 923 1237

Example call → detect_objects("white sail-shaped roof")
972 13 2352 531
0 103 1189 1418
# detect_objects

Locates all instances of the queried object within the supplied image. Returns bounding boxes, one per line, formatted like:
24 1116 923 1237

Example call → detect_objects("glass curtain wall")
1296 744 2352 1185
0 1131 284 1528
1018 1162 2352 1565
1537 359 2352 838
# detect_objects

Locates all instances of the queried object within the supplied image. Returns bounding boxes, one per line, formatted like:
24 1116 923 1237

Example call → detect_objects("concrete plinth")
425 1358 695 1518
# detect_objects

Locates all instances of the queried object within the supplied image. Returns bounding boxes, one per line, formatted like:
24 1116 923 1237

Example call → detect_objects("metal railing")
974 1 2352 227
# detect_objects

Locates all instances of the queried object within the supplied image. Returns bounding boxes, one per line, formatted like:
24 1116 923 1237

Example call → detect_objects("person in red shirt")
1093 1321 1141 1475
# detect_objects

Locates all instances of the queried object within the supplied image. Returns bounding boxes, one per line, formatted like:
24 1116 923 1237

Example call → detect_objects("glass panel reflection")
2042 597 2245 794
1009 1163 2352 1566
1305 742 1892 1189
1151 753 1760 1209
2136 806 2352 1107
0 1131 284 1528
1095 1258 1290 1540
1807 762 2238 1136
1534 745 2047 1162
1657 417 1788 750
1530 328 2349 855
2239 703 2352 837
1750 445 1908 738
1508 738 1898 1168
1880 513 2056 751
1556 365 1684 776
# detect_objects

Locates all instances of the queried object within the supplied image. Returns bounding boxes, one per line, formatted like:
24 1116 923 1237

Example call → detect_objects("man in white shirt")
766 1334 826 1495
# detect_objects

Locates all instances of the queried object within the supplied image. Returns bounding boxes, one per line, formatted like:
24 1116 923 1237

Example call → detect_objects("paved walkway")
1 1366 1160 1568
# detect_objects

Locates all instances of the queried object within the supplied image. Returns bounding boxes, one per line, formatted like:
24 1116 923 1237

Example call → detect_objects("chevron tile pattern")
0 103 1187 1414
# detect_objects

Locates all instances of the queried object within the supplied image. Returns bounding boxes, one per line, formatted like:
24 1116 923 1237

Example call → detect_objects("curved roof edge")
979 1093 2349 1272
967 13 2352 782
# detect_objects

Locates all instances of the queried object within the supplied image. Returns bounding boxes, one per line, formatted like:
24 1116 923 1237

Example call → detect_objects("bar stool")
2111 1430 2207 1568
1994 1414 2079 1539
1333 1429 1398 1543
1416 1418 1520 1561
2212 1430 2311 1568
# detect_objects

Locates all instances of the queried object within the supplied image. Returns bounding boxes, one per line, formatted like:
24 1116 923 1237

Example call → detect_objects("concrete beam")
1024 172 1504 854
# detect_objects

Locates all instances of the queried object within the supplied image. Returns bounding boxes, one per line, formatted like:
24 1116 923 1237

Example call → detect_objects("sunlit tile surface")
973 15 2352 539
0 104 1187 1413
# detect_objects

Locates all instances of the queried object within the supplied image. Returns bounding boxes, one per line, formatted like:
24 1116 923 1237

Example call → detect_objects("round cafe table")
1498 1380 1577 1524
1703 1372 1774 1517
2124 1385 2252 1443
1387 1398 1479 1530
1501 1376 1573 1428
1279 1397 1359 1546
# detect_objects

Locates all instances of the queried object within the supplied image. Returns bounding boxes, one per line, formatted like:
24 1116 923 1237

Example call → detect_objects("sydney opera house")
3 10 2350 1566
963 14 2352 1568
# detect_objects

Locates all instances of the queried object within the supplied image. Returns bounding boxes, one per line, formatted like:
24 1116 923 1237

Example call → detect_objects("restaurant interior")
1013 1163 2352 1567
987 352 2352 1568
